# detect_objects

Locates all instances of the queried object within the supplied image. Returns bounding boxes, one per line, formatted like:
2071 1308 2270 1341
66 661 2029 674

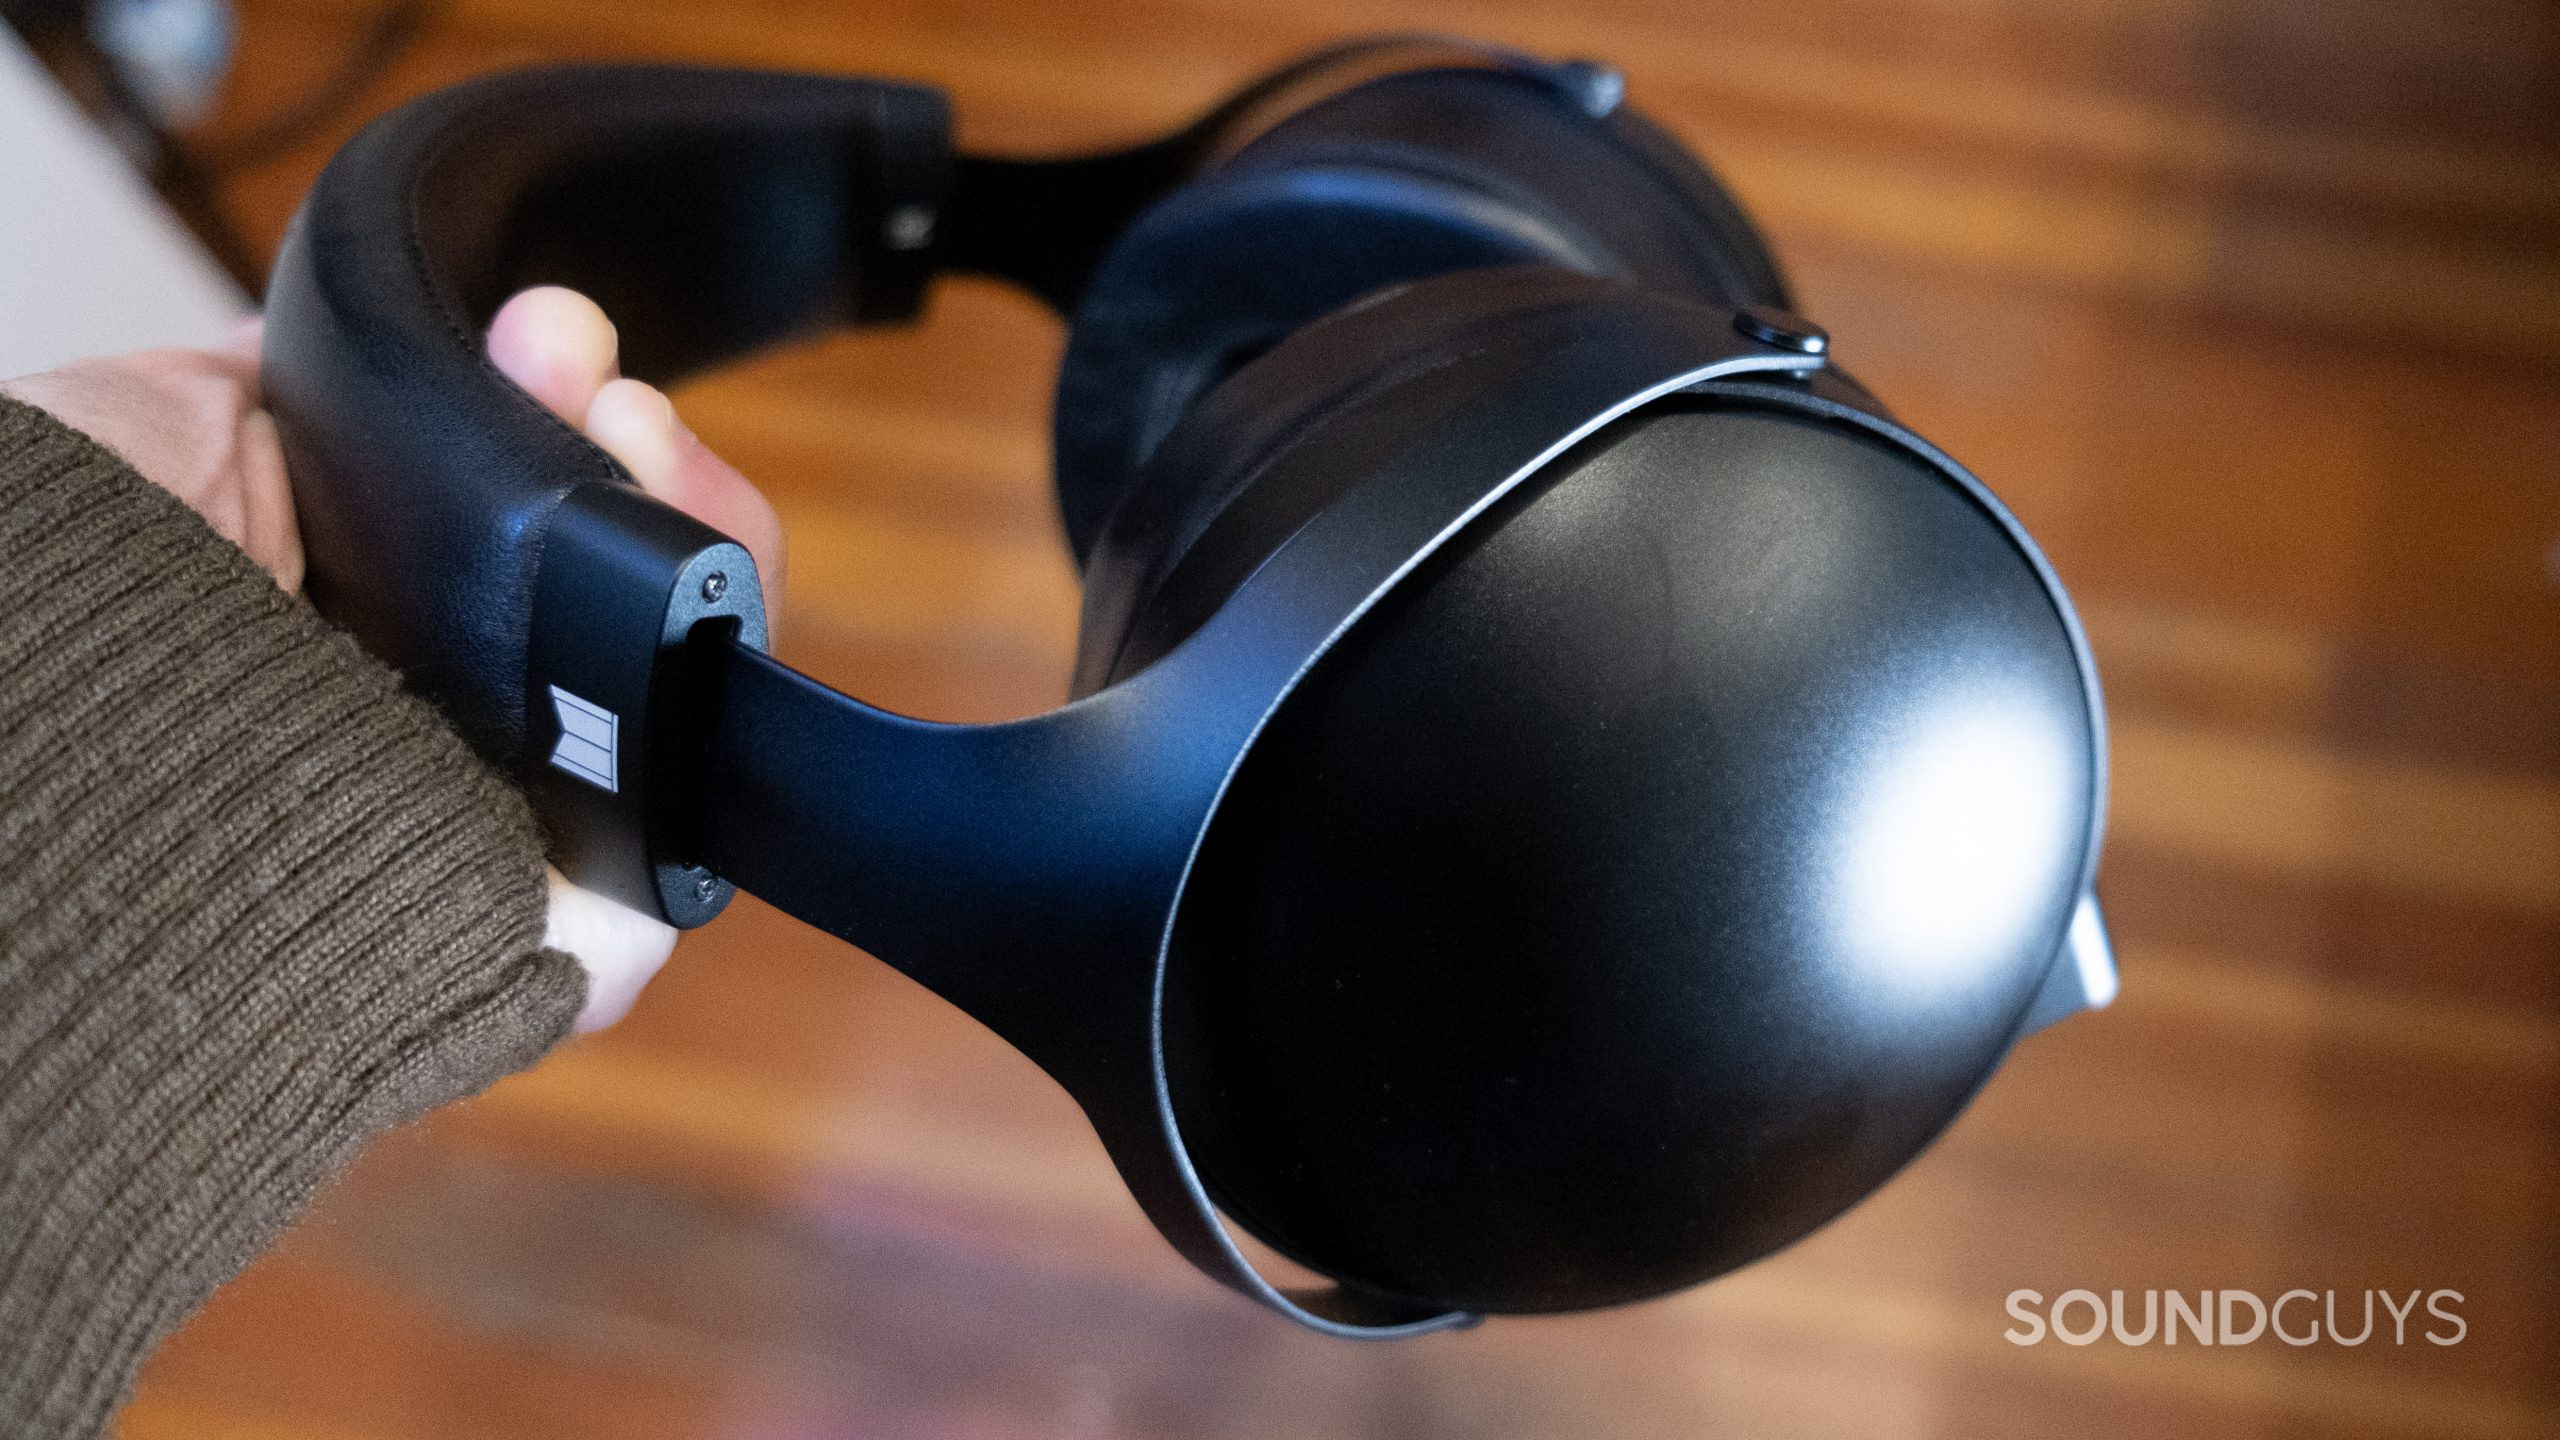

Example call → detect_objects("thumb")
543 864 678 1033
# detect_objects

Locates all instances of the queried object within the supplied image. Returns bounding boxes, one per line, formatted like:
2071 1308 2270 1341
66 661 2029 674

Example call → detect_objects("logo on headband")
547 686 619 793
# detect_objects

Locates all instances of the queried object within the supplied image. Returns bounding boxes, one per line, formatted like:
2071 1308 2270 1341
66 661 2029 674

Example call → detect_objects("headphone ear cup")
1052 67 1786 566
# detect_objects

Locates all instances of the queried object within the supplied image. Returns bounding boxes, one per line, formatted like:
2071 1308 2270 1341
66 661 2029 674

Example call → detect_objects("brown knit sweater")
0 397 584 1435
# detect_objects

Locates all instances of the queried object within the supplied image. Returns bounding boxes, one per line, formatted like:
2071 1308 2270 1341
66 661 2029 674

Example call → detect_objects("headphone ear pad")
1068 264 1590 693
1052 67 1785 566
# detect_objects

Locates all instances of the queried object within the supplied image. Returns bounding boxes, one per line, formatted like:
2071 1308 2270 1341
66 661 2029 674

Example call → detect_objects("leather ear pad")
1072 265 1646 694
1052 67 1789 565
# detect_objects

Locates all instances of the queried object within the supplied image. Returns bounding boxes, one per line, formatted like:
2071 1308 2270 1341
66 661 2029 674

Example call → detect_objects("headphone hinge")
524 481 769 927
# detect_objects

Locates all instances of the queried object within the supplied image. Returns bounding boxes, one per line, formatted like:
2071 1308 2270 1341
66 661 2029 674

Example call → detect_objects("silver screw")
1734 305 1830 356
884 204 936 251
701 572 728 603
1547 60 1624 118
694 874 719 904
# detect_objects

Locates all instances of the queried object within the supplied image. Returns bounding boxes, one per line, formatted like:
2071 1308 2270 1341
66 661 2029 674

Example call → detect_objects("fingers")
484 287 786 628
234 410 304 593
486 286 619 423
583 379 786 607
541 865 679 1032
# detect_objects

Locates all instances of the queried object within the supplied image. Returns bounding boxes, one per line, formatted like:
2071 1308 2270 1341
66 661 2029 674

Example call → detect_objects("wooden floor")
122 0 2560 1435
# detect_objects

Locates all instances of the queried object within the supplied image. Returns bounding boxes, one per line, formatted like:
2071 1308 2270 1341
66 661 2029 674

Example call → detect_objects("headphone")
261 36 2115 1338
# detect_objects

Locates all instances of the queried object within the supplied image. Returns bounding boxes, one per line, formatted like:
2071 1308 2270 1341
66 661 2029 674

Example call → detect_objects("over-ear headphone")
261 35 2115 1338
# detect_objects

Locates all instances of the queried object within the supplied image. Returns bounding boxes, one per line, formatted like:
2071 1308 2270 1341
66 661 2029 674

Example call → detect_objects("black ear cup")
1065 265 2107 1315
1051 66 1789 566
1076 268 2096 1313
1158 381 2098 1315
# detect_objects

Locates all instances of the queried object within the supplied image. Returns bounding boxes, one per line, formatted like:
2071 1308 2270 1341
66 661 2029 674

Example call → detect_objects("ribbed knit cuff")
0 397 585 1436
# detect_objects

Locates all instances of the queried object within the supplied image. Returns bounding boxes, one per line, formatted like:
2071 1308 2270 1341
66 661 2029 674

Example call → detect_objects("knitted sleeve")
0 396 586 1436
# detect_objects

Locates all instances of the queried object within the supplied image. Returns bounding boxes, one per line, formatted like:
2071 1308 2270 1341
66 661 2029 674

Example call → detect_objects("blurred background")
6 0 2557 1435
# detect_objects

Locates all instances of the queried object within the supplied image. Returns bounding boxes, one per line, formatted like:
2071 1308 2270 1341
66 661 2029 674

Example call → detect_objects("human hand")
0 288 783 1031
1 322 303 589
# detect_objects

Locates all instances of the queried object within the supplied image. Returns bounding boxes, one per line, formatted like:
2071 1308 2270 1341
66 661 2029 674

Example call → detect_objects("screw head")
694 873 719 904
884 204 936 251
1546 60 1624 118
701 571 728 603
1734 305 1830 356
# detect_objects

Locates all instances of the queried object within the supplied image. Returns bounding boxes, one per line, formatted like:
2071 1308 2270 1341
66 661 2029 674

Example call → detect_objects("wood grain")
122 0 2560 1434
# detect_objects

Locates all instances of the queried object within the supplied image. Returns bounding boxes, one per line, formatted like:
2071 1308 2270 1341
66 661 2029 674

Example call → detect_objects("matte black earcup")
1052 66 1789 567
1075 267 2098 1315
1160 395 2097 1313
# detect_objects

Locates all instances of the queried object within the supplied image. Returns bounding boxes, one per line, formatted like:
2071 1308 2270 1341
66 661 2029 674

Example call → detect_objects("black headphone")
261 36 2114 1338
